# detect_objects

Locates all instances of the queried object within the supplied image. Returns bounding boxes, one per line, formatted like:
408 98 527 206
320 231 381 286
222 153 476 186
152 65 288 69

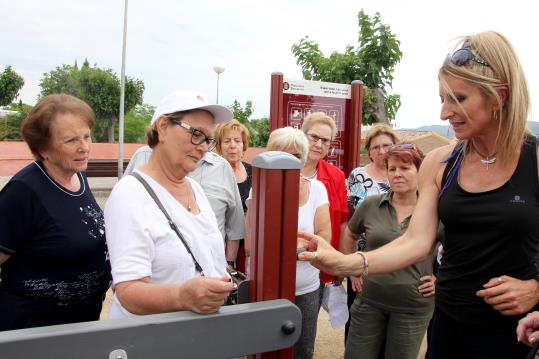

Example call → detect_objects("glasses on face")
169 118 217 151
388 143 416 151
446 47 490 67
370 143 393 153
306 133 331 146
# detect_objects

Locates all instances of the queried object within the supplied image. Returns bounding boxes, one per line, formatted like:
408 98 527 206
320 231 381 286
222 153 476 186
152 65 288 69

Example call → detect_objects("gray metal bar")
0 299 301 359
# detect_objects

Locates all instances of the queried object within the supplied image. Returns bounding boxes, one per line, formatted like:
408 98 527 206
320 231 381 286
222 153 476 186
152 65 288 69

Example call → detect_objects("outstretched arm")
299 147 449 278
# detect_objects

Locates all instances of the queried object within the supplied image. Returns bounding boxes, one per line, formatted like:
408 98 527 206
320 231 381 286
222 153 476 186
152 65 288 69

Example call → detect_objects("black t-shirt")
0 161 111 330
437 136 539 328
238 162 252 214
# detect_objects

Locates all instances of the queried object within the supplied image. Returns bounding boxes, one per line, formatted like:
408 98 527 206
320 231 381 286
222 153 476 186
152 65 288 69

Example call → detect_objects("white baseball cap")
150 90 233 125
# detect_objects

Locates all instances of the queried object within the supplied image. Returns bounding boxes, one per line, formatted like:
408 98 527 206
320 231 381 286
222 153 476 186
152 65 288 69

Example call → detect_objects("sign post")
270 73 363 176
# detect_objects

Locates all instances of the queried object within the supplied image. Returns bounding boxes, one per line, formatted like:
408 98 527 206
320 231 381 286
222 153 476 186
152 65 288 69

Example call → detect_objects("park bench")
85 160 129 177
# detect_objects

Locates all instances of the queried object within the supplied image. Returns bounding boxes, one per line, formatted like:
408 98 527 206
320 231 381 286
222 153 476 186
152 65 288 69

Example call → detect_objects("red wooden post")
346 80 364 175
248 152 300 359
270 72 284 132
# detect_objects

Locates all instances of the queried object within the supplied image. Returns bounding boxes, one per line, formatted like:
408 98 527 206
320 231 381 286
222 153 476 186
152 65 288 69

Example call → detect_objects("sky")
1 0 537 129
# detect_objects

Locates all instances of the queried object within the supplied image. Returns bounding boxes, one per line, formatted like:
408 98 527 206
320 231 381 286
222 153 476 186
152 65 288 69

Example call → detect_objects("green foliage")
229 100 253 125
227 99 268 147
120 104 154 143
0 101 33 140
249 117 269 147
291 9 402 124
39 59 144 142
0 66 25 107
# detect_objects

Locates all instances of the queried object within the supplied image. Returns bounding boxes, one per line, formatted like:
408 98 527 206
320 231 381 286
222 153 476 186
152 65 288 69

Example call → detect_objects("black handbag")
225 267 246 305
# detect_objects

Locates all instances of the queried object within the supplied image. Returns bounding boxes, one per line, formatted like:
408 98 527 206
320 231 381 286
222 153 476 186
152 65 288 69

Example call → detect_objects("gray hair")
266 127 309 164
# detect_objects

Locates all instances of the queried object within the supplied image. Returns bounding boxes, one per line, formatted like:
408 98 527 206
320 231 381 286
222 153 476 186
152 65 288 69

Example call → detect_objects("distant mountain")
529 121 539 134
406 121 539 138
413 125 455 138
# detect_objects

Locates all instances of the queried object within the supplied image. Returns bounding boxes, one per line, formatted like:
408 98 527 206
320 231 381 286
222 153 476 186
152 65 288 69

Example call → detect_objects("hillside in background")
405 121 539 138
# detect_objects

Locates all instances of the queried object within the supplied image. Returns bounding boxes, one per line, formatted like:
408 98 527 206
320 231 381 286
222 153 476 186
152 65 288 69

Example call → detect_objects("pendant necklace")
184 181 192 212
472 142 497 170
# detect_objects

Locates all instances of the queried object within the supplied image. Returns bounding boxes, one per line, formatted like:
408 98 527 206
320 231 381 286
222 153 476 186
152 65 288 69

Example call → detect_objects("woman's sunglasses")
446 47 489 67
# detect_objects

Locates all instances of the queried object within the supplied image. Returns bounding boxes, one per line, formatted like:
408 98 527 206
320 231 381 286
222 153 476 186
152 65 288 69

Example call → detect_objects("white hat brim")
197 105 234 125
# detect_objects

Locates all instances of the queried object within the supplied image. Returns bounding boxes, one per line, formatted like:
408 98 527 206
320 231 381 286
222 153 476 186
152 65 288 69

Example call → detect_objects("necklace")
302 168 318 180
472 141 497 170
185 182 192 212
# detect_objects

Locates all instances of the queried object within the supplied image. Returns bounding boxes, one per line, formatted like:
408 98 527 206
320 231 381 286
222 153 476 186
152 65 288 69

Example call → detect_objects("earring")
493 111 499 121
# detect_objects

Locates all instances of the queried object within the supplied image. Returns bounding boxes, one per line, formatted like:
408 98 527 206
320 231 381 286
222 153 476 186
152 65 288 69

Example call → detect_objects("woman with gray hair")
246 126 331 359
105 91 234 317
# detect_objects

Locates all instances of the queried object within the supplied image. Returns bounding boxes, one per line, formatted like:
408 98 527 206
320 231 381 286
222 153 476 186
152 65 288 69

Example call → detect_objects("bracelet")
355 251 369 277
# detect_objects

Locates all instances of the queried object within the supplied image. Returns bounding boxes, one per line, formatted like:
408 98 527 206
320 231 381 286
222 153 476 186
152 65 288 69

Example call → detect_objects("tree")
0 66 25 107
120 104 154 143
291 9 402 124
0 101 33 140
249 117 269 147
39 60 144 142
229 100 253 125
228 100 269 147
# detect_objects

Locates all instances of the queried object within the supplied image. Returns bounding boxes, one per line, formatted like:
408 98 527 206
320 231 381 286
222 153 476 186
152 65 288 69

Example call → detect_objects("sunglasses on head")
446 47 490 67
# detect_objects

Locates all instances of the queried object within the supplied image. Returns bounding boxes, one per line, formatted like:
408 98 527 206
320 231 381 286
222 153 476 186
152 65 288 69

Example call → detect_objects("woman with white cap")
104 90 235 317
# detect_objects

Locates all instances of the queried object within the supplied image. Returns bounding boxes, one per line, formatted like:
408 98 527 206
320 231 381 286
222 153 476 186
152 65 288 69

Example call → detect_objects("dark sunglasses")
446 47 489 67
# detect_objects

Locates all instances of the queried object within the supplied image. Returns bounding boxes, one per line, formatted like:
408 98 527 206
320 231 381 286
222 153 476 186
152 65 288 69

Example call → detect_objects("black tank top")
437 135 539 327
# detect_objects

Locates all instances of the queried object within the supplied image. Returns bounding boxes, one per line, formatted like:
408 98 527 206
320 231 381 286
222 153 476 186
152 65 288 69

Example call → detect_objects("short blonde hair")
267 127 309 164
214 119 250 154
301 112 337 140
439 31 531 164
364 123 400 151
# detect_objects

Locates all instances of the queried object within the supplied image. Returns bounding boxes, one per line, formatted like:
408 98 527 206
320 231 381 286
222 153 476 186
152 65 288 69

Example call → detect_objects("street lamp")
118 0 128 179
213 65 225 104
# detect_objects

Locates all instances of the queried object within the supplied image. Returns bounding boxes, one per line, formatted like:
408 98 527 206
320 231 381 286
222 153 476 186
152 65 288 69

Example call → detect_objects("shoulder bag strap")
130 172 204 276
438 141 465 199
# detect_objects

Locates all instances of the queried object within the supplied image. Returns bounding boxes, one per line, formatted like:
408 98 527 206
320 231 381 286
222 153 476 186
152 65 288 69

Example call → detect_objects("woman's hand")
516 311 539 346
297 231 364 277
418 275 436 298
350 276 363 292
476 276 539 316
179 276 234 314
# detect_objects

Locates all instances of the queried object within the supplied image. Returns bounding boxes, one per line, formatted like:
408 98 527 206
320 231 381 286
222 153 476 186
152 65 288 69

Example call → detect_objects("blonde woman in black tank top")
297 31 539 359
